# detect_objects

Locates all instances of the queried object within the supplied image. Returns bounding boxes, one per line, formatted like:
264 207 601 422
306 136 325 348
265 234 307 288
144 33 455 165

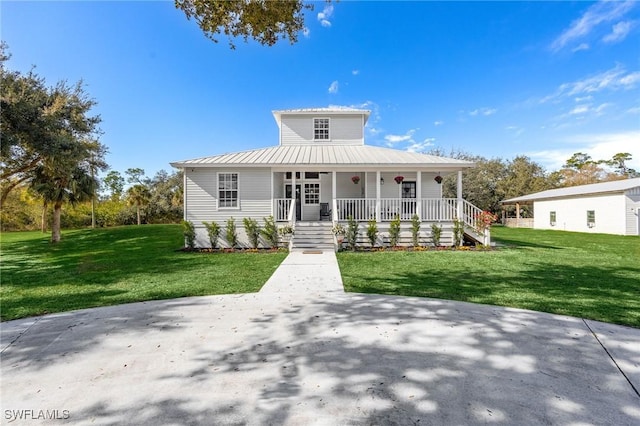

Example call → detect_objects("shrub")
411 214 420 247
243 217 261 249
261 216 279 248
225 217 238 248
346 216 359 251
366 219 378 248
453 218 464 247
202 221 221 249
389 215 401 247
182 220 196 249
430 223 442 247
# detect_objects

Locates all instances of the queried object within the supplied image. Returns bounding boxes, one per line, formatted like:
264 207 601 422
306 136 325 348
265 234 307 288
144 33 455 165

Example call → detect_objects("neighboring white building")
502 178 640 236
171 108 487 249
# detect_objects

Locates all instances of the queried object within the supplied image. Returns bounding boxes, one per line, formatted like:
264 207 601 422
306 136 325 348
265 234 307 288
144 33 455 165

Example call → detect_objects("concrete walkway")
1 251 639 425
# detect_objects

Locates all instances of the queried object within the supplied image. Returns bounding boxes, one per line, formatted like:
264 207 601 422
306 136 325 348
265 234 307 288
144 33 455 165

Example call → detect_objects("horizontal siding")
185 168 274 248
281 115 364 146
625 191 640 235
533 194 626 235
341 222 455 247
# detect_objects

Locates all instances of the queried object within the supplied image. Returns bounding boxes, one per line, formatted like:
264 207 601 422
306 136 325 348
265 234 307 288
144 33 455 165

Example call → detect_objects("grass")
0 225 287 321
337 226 640 328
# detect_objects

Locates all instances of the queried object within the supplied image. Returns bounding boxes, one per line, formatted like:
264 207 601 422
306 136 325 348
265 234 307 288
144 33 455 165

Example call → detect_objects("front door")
285 184 302 221
401 181 417 217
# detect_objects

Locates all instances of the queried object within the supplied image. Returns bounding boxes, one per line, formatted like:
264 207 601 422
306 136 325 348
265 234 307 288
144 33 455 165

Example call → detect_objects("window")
587 210 595 227
401 181 416 198
285 172 301 180
550 211 556 226
314 118 329 140
305 172 320 179
218 173 238 208
304 183 320 204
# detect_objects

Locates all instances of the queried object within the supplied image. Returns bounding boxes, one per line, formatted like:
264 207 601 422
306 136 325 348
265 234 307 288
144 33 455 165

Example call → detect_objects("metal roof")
272 108 371 125
502 177 640 203
171 144 475 170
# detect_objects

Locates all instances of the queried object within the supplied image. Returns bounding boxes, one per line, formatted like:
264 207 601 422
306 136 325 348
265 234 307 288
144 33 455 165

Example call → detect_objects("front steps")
291 221 335 251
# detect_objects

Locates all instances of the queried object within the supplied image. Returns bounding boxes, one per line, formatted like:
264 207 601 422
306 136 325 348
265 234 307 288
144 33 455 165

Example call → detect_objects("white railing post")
376 171 381 222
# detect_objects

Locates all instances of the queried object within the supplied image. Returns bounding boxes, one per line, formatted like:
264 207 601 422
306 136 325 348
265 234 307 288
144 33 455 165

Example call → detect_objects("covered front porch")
271 169 487 245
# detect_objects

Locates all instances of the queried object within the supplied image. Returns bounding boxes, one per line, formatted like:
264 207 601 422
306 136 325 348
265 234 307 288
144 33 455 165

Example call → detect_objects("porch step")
291 222 335 250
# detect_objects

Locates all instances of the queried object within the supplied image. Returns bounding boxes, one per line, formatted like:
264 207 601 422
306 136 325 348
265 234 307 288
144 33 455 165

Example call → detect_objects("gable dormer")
273 108 370 146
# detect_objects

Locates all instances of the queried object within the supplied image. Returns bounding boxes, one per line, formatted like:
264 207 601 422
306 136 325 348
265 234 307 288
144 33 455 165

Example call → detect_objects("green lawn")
1 225 287 321
337 226 640 328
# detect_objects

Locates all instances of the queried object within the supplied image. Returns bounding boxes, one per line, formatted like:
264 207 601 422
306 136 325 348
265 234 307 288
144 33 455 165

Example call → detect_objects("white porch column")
292 171 297 221
332 171 337 221
416 171 422 221
376 171 381 222
457 170 463 219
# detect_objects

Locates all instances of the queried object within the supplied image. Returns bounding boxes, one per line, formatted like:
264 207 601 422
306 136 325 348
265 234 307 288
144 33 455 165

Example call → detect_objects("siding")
280 115 364 146
533 193 626 235
359 171 443 199
185 167 273 248
625 187 640 235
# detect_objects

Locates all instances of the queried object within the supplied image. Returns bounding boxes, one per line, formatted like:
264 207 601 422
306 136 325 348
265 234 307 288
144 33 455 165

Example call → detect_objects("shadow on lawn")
26 294 636 425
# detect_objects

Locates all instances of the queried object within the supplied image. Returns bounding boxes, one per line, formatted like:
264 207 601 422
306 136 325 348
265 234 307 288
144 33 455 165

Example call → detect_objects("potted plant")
278 224 294 243
434 175 443 184
351 175 360 184
332 223 346 246
394 175 404 184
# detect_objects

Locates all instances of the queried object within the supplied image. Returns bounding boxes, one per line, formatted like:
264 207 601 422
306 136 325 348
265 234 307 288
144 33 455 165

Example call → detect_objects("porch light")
394 175 404 184
380 177 384 185
434 175 443 184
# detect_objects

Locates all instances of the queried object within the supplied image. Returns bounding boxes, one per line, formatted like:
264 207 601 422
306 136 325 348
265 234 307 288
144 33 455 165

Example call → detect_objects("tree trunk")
51 202 62 243
41 201 48 233
136 204 141 226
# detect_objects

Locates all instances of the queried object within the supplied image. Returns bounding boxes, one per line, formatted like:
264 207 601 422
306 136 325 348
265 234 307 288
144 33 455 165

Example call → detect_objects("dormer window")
314 118 329 140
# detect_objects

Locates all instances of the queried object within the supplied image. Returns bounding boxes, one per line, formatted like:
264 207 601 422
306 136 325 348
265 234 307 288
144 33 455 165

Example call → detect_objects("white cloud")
603 20 634 43
569 105 590 115
550 0 636 52
434 120 444 126
352 69 359 76
384 129 416 145
328 80 339 94
527 130 640 171
302 27 311 38
317 4 334 28
572 43 590 52
406 138 436 153
469 107 497 117
543 65 640 103
505 126 524 137
627 106 640 114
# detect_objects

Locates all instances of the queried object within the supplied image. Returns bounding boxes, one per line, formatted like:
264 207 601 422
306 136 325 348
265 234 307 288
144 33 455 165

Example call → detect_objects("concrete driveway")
2 251 639 425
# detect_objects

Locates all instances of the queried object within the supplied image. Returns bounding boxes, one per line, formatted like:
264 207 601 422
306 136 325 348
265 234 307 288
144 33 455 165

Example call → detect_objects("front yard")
337 226 640 328
2 224 638 328
0 225 287 321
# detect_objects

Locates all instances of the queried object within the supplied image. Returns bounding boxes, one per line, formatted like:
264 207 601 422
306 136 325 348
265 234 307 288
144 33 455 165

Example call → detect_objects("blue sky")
2 1 639 178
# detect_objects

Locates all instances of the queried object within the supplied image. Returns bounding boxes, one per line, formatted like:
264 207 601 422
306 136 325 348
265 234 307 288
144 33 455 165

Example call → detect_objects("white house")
171 108 487 249
502 178 640 236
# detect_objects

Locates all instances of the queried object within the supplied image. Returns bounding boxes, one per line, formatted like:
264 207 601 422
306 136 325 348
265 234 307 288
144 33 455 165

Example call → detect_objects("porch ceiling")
171 145 475 170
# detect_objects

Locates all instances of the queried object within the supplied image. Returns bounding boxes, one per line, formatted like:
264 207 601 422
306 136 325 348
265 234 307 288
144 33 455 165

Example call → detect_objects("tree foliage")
1 45 103 206
174 0 313 49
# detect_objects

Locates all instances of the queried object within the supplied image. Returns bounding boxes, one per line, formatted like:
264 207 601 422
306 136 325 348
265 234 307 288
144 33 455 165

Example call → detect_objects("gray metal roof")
502 177 640 203
272 108 371 125
171 144 475 170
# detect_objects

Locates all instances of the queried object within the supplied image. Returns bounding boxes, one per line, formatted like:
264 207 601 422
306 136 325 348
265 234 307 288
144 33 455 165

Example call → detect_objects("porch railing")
335 199 376 221
274 198 292 222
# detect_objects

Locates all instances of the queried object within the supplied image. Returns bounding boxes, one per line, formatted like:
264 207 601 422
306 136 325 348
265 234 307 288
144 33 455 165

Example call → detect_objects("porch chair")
320 202 332 221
